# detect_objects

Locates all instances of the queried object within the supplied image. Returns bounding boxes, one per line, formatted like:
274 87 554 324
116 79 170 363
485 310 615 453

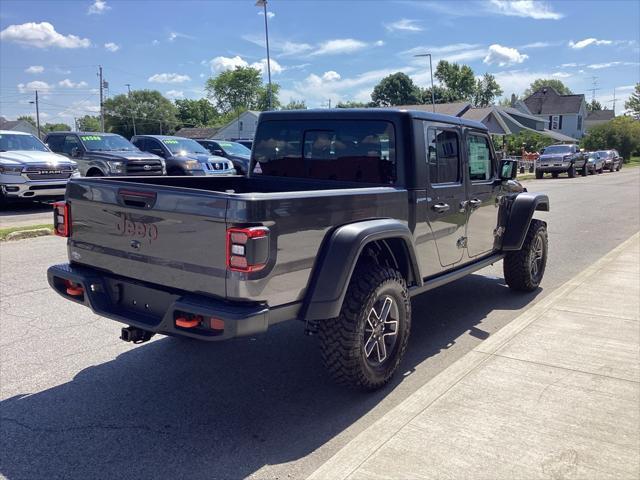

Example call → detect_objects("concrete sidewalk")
310 233 640 480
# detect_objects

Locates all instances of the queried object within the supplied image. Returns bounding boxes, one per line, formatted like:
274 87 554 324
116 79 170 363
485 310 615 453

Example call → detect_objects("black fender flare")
502 192 549 251
301 219 421 322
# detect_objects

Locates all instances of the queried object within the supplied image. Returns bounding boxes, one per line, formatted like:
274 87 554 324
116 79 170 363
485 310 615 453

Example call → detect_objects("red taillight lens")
226 226 269 272
53 201 70 237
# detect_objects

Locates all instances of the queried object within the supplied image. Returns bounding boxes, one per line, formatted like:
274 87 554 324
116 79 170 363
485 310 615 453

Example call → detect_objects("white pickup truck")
0 130 79 205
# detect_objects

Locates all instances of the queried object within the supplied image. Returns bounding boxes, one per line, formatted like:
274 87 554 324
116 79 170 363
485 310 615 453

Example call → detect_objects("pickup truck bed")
49 175 407 339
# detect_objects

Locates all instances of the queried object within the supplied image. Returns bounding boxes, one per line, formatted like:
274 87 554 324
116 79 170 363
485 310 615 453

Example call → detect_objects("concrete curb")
308 231 640 480
2 228 53 242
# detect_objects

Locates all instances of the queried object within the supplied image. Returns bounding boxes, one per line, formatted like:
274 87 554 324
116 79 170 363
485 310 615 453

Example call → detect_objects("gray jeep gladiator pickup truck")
48 109 549 390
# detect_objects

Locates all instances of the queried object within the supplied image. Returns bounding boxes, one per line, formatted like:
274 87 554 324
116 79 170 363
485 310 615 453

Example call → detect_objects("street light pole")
256 0 273 110
414 53 435 112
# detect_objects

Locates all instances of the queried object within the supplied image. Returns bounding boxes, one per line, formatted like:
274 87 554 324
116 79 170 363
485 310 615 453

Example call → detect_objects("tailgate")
66 179 229 298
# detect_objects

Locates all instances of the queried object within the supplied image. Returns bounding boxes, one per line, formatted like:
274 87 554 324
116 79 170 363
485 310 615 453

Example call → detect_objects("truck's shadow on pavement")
1 273 539 480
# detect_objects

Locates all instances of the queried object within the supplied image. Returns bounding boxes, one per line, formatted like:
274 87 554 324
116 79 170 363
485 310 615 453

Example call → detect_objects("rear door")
424 125 467 268
464 130 499 258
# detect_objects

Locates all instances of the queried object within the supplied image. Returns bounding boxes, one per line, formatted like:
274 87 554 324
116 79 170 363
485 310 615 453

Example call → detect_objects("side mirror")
499 159 518 180
70 147 80 158
213 149 224 156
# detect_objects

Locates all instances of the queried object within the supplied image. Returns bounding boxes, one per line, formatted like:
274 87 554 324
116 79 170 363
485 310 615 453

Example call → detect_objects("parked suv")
596 150 623 172
44 132 165 177
1 130 78 205
49 109 550 390
196 139 250 175
131 135 236 176
586 152 605 174
536 144 588 178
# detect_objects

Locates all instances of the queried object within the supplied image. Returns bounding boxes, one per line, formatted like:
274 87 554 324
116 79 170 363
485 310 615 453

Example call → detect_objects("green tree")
587 100 603 112
104 89 178 138
504 131 555 155
420 85 456 105
581 116 640 160
43 122 71 132
256 83 281 111
175 98 218 128
336 100 371 108
17 115 36 127
371 72 421 106
434 61 476 101
205 66 278 114
523 79 572 98
282 99 307 110
473 73 503 107
76 115 101 132
624 83 640 118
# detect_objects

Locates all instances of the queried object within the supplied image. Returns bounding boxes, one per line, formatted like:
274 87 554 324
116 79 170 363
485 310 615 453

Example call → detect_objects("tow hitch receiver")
120 326 155 344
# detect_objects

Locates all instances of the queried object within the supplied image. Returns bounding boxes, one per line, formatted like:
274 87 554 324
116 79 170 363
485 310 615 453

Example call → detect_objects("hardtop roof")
258 108 488 131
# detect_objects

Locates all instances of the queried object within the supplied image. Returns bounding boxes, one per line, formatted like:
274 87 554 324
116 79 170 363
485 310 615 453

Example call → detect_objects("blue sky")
1 0 638 127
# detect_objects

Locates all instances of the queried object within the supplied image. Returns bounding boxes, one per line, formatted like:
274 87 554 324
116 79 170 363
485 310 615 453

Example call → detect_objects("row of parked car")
0 130 253 206
535 143 624 179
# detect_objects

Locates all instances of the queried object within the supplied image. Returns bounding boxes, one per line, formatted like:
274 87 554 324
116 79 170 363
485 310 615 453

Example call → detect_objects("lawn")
0 224 53 241
626 155 640 167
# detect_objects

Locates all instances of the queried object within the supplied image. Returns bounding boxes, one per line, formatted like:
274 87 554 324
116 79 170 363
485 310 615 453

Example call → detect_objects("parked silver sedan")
586 152 605 174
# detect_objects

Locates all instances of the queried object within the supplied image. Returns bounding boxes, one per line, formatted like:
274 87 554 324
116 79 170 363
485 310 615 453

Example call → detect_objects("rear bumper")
48 263 297 341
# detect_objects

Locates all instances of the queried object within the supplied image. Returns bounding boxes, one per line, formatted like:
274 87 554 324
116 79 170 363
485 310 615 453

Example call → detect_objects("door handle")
431 202 450 213
469 198 482 208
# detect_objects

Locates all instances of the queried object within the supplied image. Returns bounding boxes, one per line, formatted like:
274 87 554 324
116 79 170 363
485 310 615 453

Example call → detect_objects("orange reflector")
210 318 225 330
175 317 200 328
64 280 84 296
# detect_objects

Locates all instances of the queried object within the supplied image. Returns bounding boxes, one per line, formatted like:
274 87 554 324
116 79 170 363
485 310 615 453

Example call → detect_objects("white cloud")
493 70 576 96
165 90 184 99
58 79 89 88
281 67 412 106
384 19 423 32
168 31 194 42
587 62 620 69
148 73 191 83
488 0 563 20
251 58 284 76
403 43 487 63
0 22 91 49
209 55 249 72
88 0 110 15
483 44 528 66
151 39 159 46
25 65 44 74
569 38 613 49
17 80 53 94
311 38 382 56
550 72 571 78
280 40 313 56
208 55 283 76
322 71 341 81
520 41 553 49
258 10 275 19
104 42 119 52
560 62 579 68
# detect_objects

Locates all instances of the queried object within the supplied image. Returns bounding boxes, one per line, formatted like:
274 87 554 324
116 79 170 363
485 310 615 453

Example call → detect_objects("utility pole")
125 83 137 136
587 76 600 104
29 91 41 139
609 88 617 114
98 65 105 131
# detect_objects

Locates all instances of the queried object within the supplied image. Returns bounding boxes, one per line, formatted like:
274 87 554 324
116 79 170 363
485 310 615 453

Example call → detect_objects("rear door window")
425 126 461 185
253 120 396 184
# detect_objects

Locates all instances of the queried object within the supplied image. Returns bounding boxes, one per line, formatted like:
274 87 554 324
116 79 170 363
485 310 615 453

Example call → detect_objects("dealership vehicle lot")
1 168 638 479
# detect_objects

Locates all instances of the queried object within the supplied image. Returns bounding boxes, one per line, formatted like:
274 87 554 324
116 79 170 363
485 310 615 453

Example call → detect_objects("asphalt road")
0 202 53 229
1 168 639 480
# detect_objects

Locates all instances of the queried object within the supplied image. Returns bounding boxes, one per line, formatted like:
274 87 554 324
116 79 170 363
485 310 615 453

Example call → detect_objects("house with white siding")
215 111 261 140
523 87 588 140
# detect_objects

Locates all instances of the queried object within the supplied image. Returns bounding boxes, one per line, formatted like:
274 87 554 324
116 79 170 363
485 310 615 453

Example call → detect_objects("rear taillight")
226 226 269 272
53 201 70 237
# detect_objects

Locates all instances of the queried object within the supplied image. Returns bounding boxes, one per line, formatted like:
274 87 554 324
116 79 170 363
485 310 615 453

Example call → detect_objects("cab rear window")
252 120 396 184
